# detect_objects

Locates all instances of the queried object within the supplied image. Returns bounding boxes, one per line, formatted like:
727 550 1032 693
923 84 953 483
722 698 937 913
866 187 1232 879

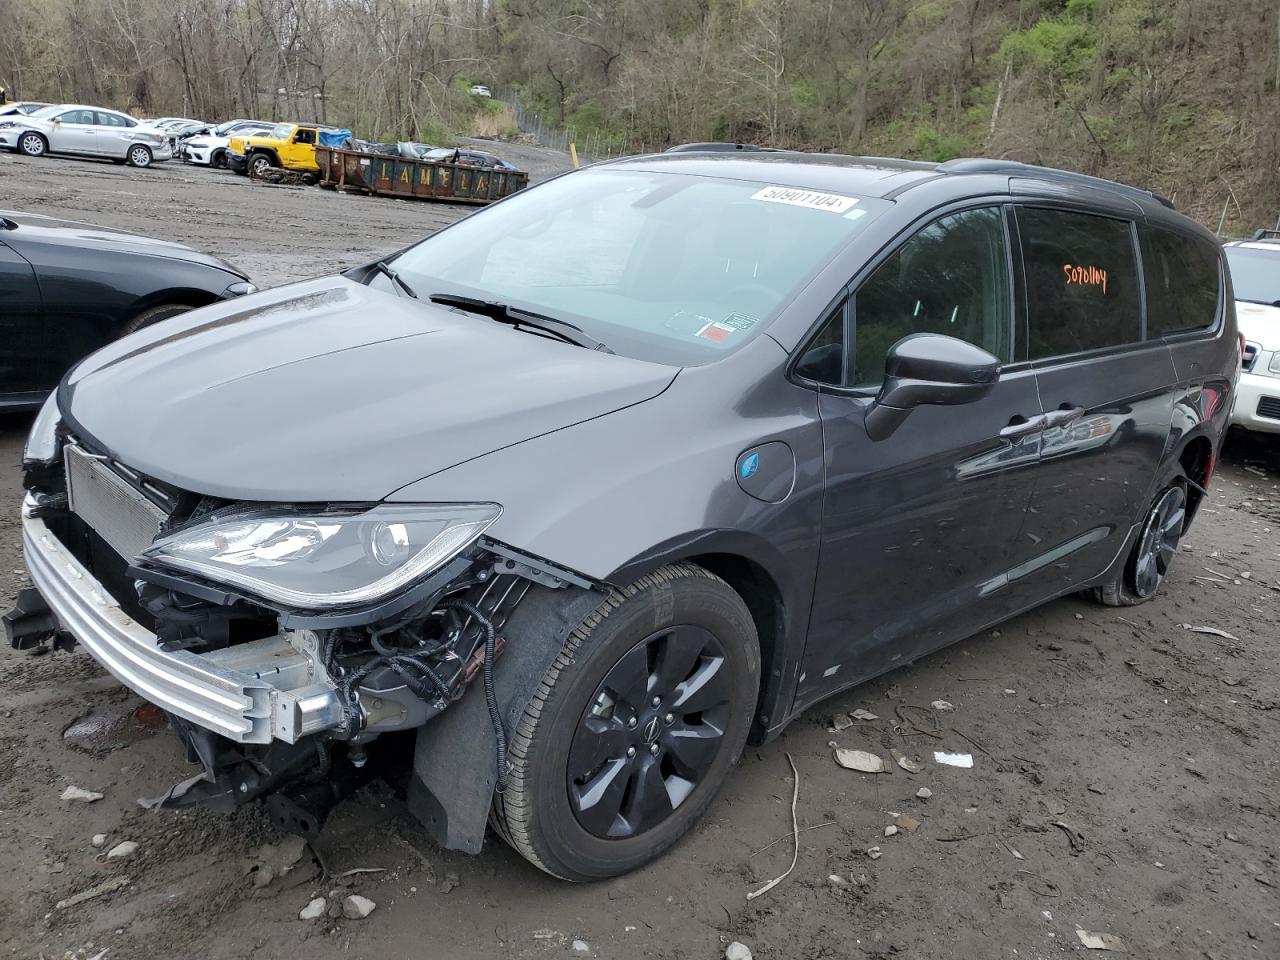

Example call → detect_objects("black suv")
10 152 1236 881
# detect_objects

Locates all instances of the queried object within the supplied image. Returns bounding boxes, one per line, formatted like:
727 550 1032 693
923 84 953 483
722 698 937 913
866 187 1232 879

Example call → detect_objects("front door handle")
1043 405 1087 429
999 414 1047 439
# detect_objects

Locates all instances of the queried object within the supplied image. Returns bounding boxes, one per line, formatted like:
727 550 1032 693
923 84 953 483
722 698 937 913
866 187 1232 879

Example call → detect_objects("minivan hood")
62 278 677 501
1237 300 1280 351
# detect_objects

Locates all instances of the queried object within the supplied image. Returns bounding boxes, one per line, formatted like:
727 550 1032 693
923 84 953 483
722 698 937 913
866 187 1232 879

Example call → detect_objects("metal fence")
498 91 647 163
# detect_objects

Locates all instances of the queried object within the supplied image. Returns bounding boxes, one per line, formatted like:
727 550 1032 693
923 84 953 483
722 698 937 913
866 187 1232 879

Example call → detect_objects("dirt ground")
0 150 1278 960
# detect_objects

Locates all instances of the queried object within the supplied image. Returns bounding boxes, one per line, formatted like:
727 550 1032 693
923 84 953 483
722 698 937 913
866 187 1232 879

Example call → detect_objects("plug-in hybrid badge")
735 442 796 503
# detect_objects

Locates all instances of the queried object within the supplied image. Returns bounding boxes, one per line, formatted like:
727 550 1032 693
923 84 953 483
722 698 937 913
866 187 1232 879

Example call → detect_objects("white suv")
181 119 274 168
0 104 171 167
1225 233 1280 434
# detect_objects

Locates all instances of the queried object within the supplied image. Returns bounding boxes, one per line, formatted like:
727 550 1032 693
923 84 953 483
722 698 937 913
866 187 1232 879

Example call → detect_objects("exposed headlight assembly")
143 503 501 609
23 392 62 465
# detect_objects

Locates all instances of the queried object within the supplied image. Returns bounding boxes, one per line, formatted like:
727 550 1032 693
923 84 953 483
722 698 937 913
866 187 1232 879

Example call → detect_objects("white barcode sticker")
750 185 858 214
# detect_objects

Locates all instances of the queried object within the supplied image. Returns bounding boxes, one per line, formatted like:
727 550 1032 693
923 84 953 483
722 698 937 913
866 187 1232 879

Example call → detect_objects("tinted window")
1224 246 1280 307
795 304 846 385
57 109 95 124
1142 227 1220 335
852 207 1011 386
294 128 316 144
1020 207 1140 358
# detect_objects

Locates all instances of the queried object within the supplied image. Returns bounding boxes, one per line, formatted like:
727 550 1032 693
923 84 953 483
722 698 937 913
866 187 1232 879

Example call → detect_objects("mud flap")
407 582 603 853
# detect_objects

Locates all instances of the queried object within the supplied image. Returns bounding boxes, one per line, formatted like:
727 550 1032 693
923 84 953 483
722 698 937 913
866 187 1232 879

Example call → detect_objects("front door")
48 108 98 154
0 238 47 399
1011 204 1178 592
797 205 1044 706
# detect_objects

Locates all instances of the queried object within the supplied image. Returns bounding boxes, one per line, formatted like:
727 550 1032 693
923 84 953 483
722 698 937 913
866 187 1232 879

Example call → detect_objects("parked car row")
0 104 173 167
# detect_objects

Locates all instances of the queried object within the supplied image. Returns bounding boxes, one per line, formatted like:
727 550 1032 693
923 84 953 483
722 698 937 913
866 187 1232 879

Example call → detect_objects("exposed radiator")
65 444 168 561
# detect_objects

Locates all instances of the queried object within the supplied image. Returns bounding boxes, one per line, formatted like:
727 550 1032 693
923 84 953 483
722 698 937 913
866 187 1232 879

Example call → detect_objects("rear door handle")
999 414 1047 439
1043 406 1087 429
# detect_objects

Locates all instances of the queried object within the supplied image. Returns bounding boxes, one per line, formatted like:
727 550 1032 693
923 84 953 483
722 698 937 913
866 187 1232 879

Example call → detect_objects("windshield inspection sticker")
750 185 859 214
698 313 758 344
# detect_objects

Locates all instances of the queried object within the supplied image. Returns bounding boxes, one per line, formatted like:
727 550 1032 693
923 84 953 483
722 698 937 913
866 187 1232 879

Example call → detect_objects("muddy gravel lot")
0 151 1278 960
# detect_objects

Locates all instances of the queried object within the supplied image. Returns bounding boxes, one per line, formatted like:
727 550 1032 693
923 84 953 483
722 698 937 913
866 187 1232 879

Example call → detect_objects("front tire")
492 563 759 881
121 303 191 337
1090 474 1188 606
212 150 228 169
126 144 153 168
249 153 274 177
18 132 47 157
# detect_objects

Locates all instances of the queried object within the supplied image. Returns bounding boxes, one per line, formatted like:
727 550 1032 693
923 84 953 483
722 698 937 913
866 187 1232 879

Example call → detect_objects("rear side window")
95 112 132 128
1142 227 1220 336
852 206 1011 386
1019 207 1140 359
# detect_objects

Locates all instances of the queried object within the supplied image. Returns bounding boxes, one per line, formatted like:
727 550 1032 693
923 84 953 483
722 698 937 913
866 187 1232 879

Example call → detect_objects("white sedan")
0 104 172 167
1226 235 1280 435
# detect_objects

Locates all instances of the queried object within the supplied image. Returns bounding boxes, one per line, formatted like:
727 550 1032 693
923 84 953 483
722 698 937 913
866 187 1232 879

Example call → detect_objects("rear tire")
1089 472 1188 606
121 303 190 337
18 132 47 157
126 144 153 168
492 563 759 881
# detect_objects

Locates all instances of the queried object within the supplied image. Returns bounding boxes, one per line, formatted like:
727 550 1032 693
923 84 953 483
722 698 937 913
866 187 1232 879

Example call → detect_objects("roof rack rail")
1250 228 1280 241
663 142 784 154
937 158 1175 210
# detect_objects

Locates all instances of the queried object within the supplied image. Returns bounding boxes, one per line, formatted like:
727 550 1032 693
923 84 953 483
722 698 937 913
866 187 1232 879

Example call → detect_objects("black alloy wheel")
1131 483 1186 598
568 624 731 839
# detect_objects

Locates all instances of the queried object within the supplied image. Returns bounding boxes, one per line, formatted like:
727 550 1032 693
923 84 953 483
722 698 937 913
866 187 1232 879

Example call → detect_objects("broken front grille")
65 443 169 562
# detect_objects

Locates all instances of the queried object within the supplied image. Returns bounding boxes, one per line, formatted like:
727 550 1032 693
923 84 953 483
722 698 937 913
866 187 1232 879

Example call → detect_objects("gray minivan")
9 151 1236 880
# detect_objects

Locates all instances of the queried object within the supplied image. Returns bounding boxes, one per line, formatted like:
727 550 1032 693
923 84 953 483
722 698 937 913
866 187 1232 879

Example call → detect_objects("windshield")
391 169 886 365
30 106 62 119
270 123 292 140
1226 246 1280 306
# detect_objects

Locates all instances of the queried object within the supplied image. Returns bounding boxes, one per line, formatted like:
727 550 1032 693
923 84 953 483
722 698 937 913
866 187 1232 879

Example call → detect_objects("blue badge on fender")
740 452 760 479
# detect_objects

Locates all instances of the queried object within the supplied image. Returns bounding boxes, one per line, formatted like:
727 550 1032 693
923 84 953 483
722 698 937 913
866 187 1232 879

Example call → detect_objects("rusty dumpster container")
315 146 528 205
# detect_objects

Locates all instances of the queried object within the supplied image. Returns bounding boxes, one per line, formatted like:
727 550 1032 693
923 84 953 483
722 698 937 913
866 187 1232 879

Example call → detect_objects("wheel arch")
117 288 221 333
605 531 805 744
1175 432 1215 527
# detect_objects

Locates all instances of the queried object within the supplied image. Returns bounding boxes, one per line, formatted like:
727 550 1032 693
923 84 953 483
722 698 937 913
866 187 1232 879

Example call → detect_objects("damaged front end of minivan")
9 414 601 850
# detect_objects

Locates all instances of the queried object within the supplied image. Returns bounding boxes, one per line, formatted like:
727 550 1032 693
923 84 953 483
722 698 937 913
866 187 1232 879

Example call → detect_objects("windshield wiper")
1239 297 1280 308
370 259 419 300
428 292 612 353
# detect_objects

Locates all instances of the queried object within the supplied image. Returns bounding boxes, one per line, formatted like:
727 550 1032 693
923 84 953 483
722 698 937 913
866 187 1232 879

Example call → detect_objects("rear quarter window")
1142 226 1220 336
1018 207 1141 359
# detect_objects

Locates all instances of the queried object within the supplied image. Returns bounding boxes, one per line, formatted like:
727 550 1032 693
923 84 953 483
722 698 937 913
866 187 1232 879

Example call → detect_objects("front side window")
1143 226 1220 336
1020 207 1141 359
391 170 889 365
294 128 316 144
58 109 95 124
852 207 1011 386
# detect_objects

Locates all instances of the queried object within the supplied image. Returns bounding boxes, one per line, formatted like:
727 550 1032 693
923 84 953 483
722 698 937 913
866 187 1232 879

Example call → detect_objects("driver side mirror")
864 333 1001 441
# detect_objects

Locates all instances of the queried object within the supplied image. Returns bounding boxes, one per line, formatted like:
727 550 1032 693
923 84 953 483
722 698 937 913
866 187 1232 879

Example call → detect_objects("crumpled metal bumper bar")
21 495 343 744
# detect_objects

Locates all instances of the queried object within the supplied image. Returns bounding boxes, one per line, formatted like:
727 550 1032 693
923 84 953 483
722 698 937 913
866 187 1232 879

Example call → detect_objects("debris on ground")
55 876 131 910
1051 820 1086 853
60 786 103 803
747 753 801 901
439 871 460 894
933 751 974 768
850 708 878 721
105 841 138 861
299 897 326 921
725 942 753 960
915 787 932 800
866 846 882 860
827 874 847 888
1180 623 1240 642
91 834 107 848
895 814 920 832
572 939 591 954
891 749 924 773
930 700 955 712
834 749 890 773
884 825 899 837
1076 929 1125 951
829 715 855 732
342 894 377 919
